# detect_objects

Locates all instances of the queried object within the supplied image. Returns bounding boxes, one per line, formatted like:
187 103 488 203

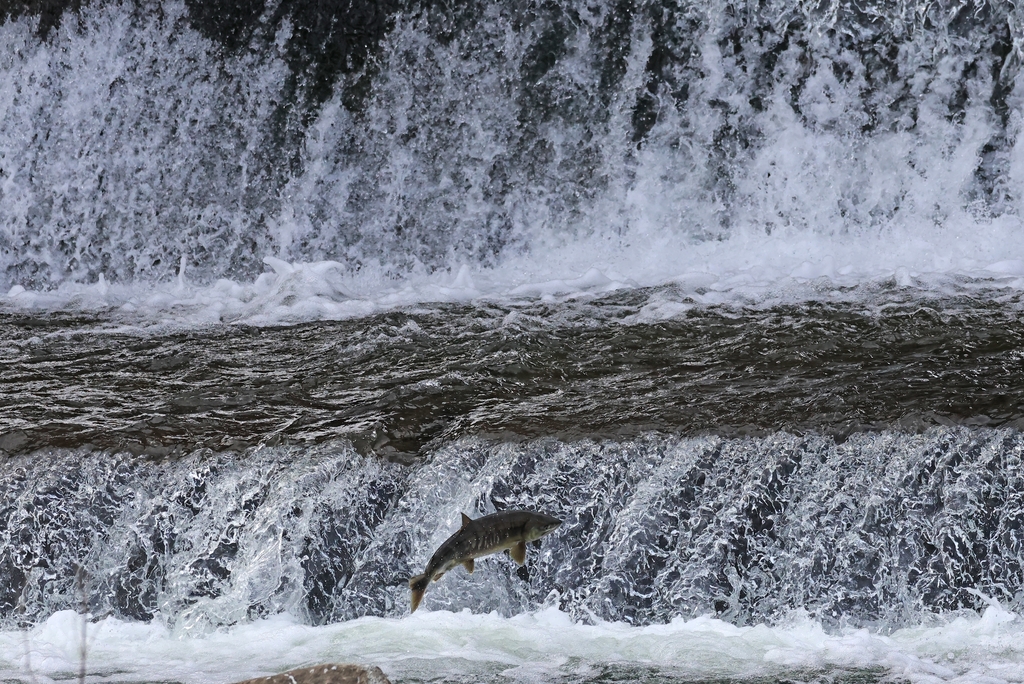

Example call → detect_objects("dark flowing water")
3 292 1024 461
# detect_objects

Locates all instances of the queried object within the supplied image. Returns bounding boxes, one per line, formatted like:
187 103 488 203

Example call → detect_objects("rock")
232 664 390 684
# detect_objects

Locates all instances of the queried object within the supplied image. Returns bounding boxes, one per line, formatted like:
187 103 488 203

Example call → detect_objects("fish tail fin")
409 574 429 612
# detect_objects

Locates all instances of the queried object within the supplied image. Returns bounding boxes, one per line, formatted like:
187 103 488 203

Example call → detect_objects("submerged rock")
233 664 390 684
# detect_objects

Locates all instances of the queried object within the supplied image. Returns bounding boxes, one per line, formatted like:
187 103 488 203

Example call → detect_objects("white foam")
3 218 1024 330
1 605 1023 683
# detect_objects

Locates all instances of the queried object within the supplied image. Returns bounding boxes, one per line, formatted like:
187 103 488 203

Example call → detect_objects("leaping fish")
408 509 562 612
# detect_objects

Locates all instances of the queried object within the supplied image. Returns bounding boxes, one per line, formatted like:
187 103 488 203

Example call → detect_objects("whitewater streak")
1 604 1023 684
5 239 1024 328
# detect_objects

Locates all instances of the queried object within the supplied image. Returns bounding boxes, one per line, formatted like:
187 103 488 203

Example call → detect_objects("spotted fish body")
408 510 562 612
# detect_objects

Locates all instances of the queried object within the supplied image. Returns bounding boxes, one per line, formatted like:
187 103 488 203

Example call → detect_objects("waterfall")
2 0 1022 290
2 429 1022 633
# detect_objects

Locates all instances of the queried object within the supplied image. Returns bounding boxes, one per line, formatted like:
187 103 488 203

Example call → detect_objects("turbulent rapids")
1 0 1023 290
3 0 1024 681
2 429 1024 634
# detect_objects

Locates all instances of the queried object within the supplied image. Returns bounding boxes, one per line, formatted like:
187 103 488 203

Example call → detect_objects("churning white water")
2 0 1024 322
2 604 1024 683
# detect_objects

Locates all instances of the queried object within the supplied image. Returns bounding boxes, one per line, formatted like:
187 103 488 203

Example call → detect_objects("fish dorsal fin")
461 512 472 528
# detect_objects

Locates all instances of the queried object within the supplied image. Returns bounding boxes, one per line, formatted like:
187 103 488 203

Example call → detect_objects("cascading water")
3 1 1024 682
1 0 1023 291
4 430 1024 632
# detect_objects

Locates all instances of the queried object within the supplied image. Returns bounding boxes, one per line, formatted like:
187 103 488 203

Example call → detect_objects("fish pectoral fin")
432 571 445 582
462 559 475 573
510 540 527 565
